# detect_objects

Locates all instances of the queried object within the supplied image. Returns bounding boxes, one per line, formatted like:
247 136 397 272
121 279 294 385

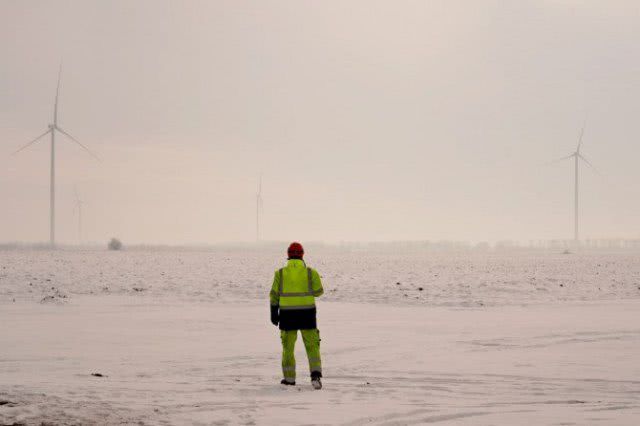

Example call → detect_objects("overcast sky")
1 1 639 245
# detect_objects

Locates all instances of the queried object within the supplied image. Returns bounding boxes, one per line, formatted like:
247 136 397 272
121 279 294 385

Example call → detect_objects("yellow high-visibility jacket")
270 259 324 330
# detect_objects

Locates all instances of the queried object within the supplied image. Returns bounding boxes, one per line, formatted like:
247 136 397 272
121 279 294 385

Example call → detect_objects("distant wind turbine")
256 174 264 242
12 65 99 247
549 123 600 241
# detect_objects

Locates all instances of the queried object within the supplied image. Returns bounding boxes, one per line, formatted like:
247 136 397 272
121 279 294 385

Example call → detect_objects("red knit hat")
287 242 304 259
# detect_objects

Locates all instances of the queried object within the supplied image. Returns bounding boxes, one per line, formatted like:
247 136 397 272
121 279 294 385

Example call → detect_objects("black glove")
270 304 279 326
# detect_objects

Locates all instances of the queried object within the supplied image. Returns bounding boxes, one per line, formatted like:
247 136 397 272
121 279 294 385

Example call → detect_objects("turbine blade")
11 128 52 155
579 153 601 176
54 64 62 125
576 120 586 152
546 153 574 166
56 126 100 161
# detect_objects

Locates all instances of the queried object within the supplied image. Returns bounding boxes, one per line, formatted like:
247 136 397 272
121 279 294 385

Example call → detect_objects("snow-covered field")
1 248 640 425
2 247 639 306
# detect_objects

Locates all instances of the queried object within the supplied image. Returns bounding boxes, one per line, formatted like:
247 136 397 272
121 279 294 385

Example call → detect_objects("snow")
2 248 639 306
1 248 639 425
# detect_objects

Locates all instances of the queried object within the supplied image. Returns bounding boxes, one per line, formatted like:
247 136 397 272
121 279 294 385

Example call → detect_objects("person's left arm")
269 271 280 326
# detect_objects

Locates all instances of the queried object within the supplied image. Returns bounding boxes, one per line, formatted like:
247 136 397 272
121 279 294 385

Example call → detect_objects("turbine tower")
256 174 263 242
12 66 99 247
74 187 83 245
550 124 599 242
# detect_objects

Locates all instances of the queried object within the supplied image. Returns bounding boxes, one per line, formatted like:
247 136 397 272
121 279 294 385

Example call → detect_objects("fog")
1 1 639 245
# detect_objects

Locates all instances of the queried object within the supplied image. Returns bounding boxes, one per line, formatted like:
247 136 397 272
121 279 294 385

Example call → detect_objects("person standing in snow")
269 242 324 389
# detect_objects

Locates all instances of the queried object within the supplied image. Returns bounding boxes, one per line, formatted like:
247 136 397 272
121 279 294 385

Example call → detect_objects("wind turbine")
74 187 83 245
549 123 599 242
256 174 264 242
12 66 99 247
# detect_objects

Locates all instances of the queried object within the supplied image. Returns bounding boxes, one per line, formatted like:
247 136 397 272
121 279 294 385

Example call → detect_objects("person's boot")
280 379 295 386
311 371 322 390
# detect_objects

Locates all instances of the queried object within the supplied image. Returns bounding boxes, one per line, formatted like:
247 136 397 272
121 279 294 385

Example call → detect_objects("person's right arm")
311 269 324 298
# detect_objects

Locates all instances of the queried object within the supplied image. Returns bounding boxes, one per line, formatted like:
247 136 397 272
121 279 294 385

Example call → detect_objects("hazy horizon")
2 1 639 245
